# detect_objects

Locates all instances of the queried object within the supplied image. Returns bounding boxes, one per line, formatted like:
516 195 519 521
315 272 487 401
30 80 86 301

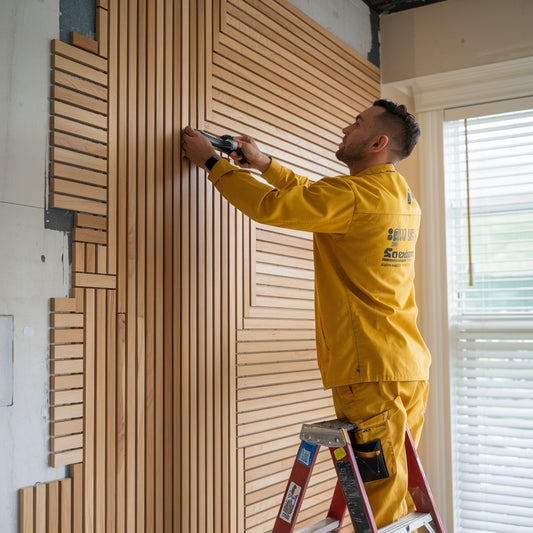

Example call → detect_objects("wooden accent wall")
19 1 380 532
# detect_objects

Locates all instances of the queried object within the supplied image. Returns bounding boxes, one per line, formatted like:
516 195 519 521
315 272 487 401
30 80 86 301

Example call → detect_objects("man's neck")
348 157 395 176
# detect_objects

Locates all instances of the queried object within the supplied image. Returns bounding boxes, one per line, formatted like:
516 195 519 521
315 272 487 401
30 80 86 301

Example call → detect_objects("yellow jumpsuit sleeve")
261 158 315 189
208 158 354 234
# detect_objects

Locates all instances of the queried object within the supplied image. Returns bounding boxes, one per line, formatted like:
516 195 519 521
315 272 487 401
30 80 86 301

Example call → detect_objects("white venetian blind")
443 102 533 533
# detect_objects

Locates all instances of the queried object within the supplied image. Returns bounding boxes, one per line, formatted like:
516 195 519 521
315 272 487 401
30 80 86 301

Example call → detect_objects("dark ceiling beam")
362 0 447 15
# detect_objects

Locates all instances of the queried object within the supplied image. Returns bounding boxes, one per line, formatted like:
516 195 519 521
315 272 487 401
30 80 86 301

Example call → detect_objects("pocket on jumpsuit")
351 410 395 484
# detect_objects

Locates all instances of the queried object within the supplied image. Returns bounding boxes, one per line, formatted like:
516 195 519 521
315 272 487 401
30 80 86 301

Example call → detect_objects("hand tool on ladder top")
272 419 446 533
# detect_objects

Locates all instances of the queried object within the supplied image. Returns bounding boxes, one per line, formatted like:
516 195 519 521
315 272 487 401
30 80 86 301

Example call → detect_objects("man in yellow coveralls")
182 99 431 529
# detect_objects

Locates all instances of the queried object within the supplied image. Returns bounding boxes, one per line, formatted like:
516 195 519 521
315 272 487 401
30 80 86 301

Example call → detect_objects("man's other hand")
231 135 271 173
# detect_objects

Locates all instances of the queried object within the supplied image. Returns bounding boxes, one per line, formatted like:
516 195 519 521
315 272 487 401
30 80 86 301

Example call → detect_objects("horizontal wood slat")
50 389 84 405
72 272 115 289
50 193 106 216
237 329 315 343
50 359 84 375
72 227 107 244
75 213 107 230
50 344 84 359
51 449 84 468
50 403 84 421
50 298 78 313
50 328 84 344
51 374 84 390
50 419 84 437
51 313 84 328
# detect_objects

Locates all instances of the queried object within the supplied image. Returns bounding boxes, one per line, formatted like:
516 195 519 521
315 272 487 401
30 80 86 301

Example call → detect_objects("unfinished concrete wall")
287 0 379 66
0 0 69 531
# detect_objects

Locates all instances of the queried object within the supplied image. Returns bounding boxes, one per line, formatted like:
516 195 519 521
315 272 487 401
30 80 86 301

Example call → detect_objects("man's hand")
231 135 272 173
181 126 217 170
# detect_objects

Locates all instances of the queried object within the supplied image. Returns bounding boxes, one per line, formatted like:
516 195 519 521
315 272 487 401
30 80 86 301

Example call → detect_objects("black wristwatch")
205 156 220 171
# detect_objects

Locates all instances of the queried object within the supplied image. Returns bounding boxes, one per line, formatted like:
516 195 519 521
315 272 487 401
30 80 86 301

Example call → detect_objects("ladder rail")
405 427 446 533
273 420 446 533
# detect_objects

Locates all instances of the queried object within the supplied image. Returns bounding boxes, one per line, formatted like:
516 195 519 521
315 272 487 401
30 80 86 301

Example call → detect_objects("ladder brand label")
297 442 318 467
280 482 301 523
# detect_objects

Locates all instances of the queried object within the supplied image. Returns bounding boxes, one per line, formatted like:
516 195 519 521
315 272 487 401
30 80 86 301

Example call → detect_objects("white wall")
381 0 533 82
0 0 69 530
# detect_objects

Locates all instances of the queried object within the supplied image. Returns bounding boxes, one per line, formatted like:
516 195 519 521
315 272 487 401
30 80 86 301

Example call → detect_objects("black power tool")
195 129 249 164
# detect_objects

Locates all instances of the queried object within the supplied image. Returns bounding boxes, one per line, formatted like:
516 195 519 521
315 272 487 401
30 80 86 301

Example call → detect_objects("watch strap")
205 156 220 171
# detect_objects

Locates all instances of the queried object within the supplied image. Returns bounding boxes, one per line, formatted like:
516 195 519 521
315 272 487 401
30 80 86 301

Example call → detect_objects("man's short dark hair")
373 99 420 160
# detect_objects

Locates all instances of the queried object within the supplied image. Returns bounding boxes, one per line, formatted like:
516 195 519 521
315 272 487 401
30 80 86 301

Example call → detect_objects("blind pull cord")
464 118 474 286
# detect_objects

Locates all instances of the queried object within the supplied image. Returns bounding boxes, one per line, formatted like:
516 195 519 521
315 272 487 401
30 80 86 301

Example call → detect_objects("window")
443 103 533 532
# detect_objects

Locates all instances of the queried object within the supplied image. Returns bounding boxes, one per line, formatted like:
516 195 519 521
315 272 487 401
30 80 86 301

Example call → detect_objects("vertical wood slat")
144 2 154 530
72 463 83 533
173 4 182 533
188 3 198 533
106 291 117 532
180 0 191 529
46 482 59 533
155 2 165 531
96 6 109 58
123 0 137 529
60 478 72 533
163 3 175 533
84 288 95 533
19 487 33 533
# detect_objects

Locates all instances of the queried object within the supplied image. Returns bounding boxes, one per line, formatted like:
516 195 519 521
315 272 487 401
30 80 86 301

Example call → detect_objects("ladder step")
378 511 434 533
295 517 341 533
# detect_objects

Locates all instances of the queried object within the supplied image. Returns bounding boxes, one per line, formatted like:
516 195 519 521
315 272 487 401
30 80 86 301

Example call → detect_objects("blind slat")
445 105 533 533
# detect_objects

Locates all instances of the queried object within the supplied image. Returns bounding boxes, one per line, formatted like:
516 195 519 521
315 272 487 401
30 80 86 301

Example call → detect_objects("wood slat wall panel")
20 1 377 531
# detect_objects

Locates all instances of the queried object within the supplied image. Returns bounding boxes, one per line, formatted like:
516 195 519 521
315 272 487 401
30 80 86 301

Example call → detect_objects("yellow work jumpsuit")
208 158 431 527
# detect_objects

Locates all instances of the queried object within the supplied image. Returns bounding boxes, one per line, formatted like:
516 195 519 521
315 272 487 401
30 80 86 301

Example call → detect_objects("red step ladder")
272 419 445 533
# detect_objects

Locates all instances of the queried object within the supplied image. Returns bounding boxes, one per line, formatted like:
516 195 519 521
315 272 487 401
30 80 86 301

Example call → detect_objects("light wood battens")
19 1 378 532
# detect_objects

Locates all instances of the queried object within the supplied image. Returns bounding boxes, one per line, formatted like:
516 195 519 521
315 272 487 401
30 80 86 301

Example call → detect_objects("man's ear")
370 135 389 153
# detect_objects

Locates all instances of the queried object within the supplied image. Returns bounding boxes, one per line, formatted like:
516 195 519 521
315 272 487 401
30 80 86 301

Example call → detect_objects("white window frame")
383 55 533 531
